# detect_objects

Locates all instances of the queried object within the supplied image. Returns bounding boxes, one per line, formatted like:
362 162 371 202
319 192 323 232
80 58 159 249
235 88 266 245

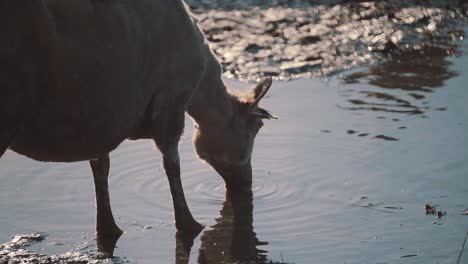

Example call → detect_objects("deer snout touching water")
0 0 276 248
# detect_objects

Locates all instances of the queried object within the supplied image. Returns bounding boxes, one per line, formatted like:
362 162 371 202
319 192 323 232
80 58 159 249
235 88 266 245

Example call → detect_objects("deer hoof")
176 219 204 235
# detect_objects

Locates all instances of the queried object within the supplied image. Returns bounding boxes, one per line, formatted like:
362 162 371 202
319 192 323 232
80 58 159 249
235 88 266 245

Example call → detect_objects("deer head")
193 77 276 193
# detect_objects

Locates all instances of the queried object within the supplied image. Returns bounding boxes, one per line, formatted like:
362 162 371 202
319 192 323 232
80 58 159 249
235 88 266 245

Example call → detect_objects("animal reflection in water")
178 191 269 264
98 191 274 263
341 46 458 115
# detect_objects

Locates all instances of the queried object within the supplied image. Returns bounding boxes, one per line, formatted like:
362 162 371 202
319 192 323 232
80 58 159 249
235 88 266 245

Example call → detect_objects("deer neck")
187 61 234 130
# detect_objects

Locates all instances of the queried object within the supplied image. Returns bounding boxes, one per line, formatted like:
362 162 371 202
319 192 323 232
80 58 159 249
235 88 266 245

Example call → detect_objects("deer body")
7 0 207 162
0 0 274 251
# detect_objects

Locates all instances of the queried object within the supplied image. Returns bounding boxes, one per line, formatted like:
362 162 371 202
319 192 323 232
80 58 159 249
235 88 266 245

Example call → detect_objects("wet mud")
0 234 107 264
186 0 468 80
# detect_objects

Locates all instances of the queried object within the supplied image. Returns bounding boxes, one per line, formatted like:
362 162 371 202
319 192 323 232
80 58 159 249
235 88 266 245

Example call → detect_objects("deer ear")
250 107 278 120
248 77 277 119
249 77 272 111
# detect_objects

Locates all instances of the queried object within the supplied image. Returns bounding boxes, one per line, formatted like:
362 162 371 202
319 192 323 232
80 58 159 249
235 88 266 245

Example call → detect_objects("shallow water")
1 33 468 264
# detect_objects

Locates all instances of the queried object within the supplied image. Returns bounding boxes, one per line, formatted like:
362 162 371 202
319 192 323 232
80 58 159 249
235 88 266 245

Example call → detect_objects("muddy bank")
186 0 468 80
0 234 111 264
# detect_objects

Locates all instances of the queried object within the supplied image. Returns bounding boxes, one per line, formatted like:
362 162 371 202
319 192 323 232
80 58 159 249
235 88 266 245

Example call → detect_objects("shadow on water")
175 190 290 264
100 190 284 264
340 45 460 115
0 188 292 264
197 191 270 264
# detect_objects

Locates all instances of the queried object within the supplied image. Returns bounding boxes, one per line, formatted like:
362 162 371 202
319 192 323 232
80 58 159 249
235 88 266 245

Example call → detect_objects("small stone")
374 135 399 141
298 35 321 45
436 211 446 219
280 60 322 74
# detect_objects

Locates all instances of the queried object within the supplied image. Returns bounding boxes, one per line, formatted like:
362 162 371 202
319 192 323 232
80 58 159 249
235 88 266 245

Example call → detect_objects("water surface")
1 33 468 264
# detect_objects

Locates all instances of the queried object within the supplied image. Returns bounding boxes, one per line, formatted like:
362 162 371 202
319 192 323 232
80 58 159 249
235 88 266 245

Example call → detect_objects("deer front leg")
0 135 11 158
0 105 20 158
0 125 17 158
161 144 203 234
0 143 9 158
89 154 123 240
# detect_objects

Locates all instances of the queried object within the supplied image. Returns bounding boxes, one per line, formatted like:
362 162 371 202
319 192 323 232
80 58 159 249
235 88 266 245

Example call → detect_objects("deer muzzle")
216 163 252 193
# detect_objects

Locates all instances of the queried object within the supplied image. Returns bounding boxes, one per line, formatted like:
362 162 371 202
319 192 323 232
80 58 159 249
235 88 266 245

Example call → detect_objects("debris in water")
50 242 66 246
425 203 436 214
425 203 446 219
436 210 446 219
352 202 384 208
384 206 403 210
400 254 418 258
374 135 399 141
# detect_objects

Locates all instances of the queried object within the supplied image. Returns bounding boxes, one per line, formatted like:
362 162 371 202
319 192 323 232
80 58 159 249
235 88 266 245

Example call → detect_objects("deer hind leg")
0 80 23 158
0 109 20 158
153 108 203 234
89 154 123 240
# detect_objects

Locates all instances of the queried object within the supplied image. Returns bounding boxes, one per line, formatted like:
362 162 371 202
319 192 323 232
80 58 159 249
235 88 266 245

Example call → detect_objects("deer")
0 0 276 248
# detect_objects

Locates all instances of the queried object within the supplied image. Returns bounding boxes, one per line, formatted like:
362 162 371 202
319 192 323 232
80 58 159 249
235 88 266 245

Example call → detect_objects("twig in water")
456 230 468 264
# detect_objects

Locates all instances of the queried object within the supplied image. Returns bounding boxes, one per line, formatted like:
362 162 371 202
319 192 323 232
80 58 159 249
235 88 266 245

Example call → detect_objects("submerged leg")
160 144 203 234
89 154 123 240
